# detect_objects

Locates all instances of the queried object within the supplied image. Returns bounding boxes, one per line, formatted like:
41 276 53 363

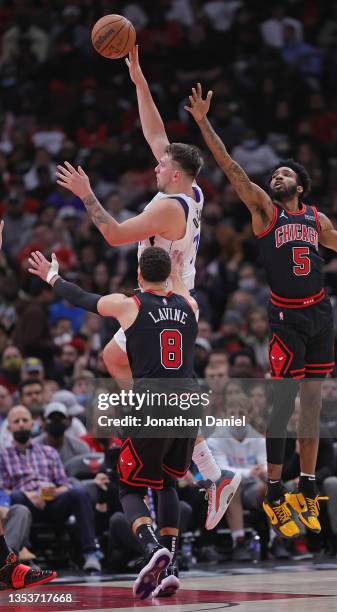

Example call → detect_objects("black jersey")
125 291 198 379
258 203 325 307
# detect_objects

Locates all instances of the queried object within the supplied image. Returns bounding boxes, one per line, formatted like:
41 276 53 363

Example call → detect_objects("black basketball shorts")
118 436 196 489
268 297 335 379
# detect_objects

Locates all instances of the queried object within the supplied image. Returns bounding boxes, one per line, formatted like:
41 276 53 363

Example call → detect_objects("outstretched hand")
184 83 213 123
56 162 91 199
125 45 145 86
28 251 59 283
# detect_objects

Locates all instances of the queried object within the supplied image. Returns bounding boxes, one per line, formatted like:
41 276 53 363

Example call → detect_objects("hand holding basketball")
92 14 136 59
125 45 145 86
56 162 91 200
184 83 213 123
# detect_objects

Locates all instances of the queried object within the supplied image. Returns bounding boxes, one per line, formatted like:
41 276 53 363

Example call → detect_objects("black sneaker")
232 537 252 562
152 562 179 598
0 553 57 591
133 544 171 600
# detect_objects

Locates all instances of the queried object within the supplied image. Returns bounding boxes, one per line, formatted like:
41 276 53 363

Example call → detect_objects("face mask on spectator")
242 138 258 150
75 393 89 405
45 420 67 438
230 424 248 440
239 278 256 291
13 430 31 444
2 356 22 371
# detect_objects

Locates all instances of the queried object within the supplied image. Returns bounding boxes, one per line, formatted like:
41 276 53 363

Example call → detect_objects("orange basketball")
91 14 136 59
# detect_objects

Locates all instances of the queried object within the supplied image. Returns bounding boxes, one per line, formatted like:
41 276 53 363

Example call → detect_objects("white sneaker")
83 552 101 572
205 470 241 530
133 546 171 600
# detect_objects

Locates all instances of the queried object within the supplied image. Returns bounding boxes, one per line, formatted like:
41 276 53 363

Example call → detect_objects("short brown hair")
139 247 171 282
165 143 203 178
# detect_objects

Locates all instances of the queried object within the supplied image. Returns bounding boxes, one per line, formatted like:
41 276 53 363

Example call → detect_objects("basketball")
91 14 136 59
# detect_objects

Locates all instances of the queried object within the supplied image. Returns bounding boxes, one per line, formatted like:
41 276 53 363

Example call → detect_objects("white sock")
192 440 221 482
232 529 245 543
300 472 315 478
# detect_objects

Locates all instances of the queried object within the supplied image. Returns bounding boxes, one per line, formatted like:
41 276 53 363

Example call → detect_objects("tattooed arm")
55 162 182 245
185 84 274 229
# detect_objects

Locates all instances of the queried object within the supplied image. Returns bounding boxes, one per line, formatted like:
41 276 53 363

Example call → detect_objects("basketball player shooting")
185 83 337 539
55 46 240 531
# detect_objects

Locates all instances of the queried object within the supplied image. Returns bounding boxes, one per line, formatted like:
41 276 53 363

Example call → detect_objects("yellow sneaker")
285 492 328 533
263 497 300 538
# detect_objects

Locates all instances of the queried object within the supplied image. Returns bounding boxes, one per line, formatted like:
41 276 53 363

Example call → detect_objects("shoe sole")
0 571 57 591
206 472 242 530
133 548 171 600
152 575 180 598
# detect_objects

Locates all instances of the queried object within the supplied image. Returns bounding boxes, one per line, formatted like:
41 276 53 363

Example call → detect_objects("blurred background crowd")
1 0 337 573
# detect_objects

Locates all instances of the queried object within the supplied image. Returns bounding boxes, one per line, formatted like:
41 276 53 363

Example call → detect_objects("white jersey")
137 184 204 290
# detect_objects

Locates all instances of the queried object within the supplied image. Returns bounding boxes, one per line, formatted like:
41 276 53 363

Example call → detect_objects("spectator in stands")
246 309 269 372
13 279 54 366
0 384 12 425
0 492 34 561
51 390 87 438
0 345 22 392
20 357 45 383
35 401 89 465
0 378 44 448
0 405 101 571
208 385 267 560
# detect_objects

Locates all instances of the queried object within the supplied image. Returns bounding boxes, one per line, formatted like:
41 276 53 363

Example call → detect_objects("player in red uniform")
185 84 337 539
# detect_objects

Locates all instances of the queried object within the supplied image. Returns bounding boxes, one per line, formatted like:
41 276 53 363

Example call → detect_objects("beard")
270 183 298 202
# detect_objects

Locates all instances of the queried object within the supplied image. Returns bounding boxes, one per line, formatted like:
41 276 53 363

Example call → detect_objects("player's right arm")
56 162 186 245
126 46 169 161
27 251 137 324
185 84 275 233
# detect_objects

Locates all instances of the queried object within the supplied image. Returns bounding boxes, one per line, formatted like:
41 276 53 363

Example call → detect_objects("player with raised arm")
55 47 240 531
0 221 56 591
29 246 197 599
185 83 336 539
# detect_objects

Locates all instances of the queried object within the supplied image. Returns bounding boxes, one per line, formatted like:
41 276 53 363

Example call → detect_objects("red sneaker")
0 553 57 591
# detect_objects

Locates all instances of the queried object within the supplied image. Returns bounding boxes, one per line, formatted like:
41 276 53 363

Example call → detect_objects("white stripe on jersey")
137 184 204 290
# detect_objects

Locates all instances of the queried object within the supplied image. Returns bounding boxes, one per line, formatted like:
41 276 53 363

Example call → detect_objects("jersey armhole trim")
256 206 278 239
312 206 321 234
132 295 141 310
168 196 189 221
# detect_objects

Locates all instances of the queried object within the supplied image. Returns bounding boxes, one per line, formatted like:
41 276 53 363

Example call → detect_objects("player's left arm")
170 250 198 315
318 212 337 251
56 162 183 245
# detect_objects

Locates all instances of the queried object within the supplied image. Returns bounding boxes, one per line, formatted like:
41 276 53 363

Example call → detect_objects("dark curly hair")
139 246 171 283
266 159 312 201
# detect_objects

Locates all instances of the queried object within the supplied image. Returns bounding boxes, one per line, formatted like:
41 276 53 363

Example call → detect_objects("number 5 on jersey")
160 329 182 369
292 246 311 276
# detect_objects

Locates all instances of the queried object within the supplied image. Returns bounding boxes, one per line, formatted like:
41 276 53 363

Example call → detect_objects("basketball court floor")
2 562 337 612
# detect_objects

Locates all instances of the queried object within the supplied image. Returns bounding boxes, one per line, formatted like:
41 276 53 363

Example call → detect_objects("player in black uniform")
185 84 337 539
28 245 199 600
